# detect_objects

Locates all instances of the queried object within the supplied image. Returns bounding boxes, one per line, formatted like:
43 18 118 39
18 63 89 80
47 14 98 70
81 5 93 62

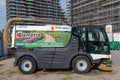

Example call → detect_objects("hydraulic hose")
3 17 59 46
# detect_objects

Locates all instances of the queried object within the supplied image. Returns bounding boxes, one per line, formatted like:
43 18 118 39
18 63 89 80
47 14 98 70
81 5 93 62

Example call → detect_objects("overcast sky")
0 0 66 30
0 0 6 30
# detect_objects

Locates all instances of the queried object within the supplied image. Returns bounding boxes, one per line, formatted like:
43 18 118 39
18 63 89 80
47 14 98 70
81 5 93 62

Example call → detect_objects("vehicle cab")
72 26 111 67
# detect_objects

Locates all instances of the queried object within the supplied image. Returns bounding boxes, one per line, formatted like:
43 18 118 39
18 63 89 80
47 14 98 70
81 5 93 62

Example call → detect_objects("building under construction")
71 0 120 30
6 0 65 25
66 0 71 25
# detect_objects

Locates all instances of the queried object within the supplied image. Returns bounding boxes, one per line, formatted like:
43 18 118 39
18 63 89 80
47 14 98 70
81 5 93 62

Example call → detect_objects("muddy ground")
0 58 120 80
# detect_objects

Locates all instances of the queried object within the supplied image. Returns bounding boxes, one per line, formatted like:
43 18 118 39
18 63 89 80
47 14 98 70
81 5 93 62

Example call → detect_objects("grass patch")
46 31 71 46
37 32 45 42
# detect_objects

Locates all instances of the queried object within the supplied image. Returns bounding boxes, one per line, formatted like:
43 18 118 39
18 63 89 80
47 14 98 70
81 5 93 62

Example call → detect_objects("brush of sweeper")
98 64 113 72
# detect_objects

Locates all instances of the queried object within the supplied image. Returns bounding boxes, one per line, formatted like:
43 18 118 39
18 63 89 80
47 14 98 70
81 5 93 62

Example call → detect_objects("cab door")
87 27 109 54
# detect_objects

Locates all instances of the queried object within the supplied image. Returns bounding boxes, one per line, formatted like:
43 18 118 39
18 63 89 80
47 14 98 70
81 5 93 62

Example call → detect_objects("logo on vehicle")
16 32 41 38
51 26 55 30
16 33 21 38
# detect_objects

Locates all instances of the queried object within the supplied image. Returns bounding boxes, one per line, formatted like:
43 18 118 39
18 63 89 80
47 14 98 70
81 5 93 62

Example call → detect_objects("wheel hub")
22 60 32 72
25 64 30 68
80 63 83 66
76 60 87 71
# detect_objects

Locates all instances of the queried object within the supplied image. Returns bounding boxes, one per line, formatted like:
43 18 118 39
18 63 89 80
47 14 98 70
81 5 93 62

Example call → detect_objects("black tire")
18 56 37 74
72 56 91 74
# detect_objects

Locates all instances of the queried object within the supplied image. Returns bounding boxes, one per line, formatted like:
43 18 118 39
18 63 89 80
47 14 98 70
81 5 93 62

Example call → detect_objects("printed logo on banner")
51 26 55 30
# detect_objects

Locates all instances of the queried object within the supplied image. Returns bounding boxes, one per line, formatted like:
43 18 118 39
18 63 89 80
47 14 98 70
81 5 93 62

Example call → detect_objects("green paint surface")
15 42 64 47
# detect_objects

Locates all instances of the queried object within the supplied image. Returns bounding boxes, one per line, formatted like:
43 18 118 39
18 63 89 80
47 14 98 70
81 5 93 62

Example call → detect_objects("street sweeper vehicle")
3 18 112 74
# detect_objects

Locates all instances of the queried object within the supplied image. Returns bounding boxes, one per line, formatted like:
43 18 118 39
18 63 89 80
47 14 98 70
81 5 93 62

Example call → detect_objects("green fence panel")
114 42 118 49
110 42 115 49
118 42 120 49
110 41 120 50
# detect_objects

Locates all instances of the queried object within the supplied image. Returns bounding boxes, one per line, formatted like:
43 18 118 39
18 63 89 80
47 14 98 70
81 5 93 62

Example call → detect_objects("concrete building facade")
6 0 65 21
66 0 71 25
71 0 120 29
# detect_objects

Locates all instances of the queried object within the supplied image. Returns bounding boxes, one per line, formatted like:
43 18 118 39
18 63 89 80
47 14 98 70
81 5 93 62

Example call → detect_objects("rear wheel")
72 56 91 74
18 56 37 74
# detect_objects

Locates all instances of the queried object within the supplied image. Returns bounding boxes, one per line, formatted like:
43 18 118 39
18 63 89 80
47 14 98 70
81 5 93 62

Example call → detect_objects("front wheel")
72 56 91 74
18 56 37 74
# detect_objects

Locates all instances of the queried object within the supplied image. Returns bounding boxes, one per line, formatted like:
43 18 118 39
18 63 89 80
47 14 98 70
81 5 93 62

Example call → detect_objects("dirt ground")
0 58 120 80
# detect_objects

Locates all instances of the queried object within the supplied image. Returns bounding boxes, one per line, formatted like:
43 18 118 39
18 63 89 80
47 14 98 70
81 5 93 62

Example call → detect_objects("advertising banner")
13 25 71 47
114 33 120 41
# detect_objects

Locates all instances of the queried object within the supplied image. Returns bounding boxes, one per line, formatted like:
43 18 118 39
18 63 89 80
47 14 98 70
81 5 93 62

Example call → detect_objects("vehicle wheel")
18 56 37 74
72 56 91 74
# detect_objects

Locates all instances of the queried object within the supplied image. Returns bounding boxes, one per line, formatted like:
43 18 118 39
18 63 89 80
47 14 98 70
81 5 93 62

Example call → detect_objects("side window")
88 29 105 42
99 31 105 41
79 27 86 50
88 30 98 41
72 27 86 50
72 27 79 36
80 27 86 41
